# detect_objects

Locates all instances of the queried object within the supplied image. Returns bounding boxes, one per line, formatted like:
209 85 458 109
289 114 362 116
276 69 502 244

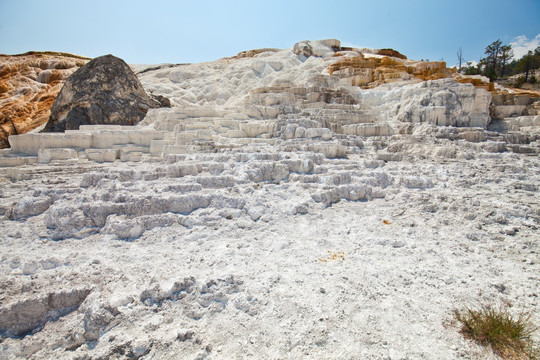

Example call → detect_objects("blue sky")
1 0 539 66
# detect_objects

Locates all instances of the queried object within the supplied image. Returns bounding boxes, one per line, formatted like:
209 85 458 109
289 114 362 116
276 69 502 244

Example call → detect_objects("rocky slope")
0 52 89 147
44 54 169 132
0 40 538 359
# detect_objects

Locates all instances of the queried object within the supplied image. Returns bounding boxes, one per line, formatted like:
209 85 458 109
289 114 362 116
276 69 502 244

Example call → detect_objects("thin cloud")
510 34 540 60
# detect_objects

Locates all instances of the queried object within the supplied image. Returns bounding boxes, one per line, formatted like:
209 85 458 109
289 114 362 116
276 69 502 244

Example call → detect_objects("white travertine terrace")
0 40 538 359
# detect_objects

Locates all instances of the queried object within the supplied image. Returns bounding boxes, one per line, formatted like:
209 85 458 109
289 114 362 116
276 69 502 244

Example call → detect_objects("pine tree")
516 51 533 82
484 39 502 80
498 45 513 78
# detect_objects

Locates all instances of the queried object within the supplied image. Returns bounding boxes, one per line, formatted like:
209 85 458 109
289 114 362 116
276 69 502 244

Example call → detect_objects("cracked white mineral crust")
0 39 539 359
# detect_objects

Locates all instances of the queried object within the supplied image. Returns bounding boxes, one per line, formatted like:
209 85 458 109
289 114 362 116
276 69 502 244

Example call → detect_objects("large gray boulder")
44 54 168 132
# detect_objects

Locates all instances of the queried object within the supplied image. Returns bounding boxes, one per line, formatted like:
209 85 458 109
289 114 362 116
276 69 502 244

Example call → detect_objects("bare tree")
457 47 464 72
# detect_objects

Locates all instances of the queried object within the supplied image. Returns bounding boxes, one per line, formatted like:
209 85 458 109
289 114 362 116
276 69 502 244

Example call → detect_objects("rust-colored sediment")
328 48 538 100
0 52 90 148
455 77 495 92
375 48 407 60
327 50 453 88
227 48 280 60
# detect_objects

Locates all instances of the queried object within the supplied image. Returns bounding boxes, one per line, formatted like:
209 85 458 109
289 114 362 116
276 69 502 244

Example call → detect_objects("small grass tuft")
455 305 539 359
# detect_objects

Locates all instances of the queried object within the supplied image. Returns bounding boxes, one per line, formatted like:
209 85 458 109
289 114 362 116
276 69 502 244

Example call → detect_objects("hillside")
0 40 538 359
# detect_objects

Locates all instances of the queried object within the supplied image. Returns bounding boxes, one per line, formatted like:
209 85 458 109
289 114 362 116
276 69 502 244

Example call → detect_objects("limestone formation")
292 39 340 58
0 39 539 360
0 288 91 337
43 55 168 132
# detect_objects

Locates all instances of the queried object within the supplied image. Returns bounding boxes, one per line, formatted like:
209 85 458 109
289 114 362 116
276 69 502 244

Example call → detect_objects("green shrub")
513 76 526 88
454 305 539 359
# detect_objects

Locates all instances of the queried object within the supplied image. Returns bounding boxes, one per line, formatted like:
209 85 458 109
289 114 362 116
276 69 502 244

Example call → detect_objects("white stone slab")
85 149 119 162
9 133 93 155
38 148 79 163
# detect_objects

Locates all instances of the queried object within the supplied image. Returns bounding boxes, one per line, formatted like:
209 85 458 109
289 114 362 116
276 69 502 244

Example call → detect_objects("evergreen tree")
463 61 480 75
521 51 533 82
498 45 513 77
484 39 502 80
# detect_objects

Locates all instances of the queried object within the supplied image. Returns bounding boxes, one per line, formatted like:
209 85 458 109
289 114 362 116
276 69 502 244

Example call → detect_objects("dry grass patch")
455 305 539 359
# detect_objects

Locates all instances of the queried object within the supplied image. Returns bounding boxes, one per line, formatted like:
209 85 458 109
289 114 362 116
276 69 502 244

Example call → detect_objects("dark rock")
293 41 313 57
375 49 407 60
149 93 172 108
44 55 169 132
